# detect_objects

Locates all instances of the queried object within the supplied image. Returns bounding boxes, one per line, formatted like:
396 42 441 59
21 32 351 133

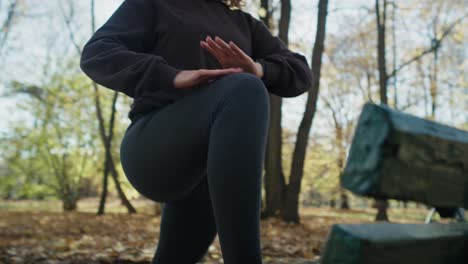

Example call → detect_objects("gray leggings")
120 72 270 264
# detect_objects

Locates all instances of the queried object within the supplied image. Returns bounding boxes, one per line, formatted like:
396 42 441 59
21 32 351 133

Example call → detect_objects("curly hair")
219 0 245 9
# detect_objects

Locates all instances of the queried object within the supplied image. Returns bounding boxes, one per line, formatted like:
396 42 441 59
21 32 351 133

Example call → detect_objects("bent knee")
220 72 268 99
231 72 265 89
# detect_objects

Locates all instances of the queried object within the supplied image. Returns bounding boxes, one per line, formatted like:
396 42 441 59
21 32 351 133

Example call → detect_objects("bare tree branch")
388 13 467 78
0 0 18 56
57 0 82 55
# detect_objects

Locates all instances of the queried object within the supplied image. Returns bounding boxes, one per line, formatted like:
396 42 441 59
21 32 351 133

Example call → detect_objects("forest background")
0 0 466 263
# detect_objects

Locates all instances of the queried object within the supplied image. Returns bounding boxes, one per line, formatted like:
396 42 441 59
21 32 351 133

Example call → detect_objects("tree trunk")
429 46 439 119
110 161 137 213
263 103 286 218
63 198 78 211
90 0 136 215
323 98 351 211
108 93 137 214
97 158 109 215
280 0 329 223
340 189 350 209
376 0 388 105
97 90 116 215
97 92 137 214
62 185 78 211
374 0 389 222
261 0 286 219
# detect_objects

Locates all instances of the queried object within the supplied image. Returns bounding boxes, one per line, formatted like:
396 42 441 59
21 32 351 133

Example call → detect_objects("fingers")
208 36 234 57
213 36 236 56
200 36 237 58
204 36 228 57
199 36 254 76
196 68 243 84
200 40 219 59
199 68 243 77
228 41 250 60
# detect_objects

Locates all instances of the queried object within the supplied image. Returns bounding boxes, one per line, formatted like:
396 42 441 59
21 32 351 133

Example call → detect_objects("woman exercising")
80 0 312 263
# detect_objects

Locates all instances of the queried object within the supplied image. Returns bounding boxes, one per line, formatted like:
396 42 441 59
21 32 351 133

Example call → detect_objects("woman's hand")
174 67 244 90
200 36 263 78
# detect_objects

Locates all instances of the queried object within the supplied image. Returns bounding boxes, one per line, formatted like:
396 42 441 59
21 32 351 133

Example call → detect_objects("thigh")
120 72 253 202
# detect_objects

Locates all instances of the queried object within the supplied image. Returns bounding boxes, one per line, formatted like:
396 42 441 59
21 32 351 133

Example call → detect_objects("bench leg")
425 207 466 223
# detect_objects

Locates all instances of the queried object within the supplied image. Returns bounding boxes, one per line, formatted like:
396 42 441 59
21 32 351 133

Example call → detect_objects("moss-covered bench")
320 102 468 264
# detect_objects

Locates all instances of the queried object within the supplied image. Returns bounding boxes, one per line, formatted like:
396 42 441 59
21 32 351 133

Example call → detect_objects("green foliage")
0 56 114 208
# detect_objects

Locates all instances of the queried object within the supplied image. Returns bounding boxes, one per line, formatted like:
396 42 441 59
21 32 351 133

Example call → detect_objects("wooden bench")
320 102 468 264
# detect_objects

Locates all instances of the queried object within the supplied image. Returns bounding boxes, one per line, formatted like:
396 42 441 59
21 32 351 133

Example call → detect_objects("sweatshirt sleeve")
79 0 182 99
248 14 312 98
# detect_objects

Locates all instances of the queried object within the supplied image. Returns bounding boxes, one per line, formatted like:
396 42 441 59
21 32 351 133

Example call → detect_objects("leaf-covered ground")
0 199 432 264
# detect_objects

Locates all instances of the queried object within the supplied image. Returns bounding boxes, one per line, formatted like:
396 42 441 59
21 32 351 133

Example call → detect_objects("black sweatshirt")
80 0 313 122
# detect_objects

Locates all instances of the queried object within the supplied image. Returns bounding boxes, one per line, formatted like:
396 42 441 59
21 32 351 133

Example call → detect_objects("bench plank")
321 223 468 264
341 102 468 208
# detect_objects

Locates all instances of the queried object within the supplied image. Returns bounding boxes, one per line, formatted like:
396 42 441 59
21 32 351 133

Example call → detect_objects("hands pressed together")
173 35 264 90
